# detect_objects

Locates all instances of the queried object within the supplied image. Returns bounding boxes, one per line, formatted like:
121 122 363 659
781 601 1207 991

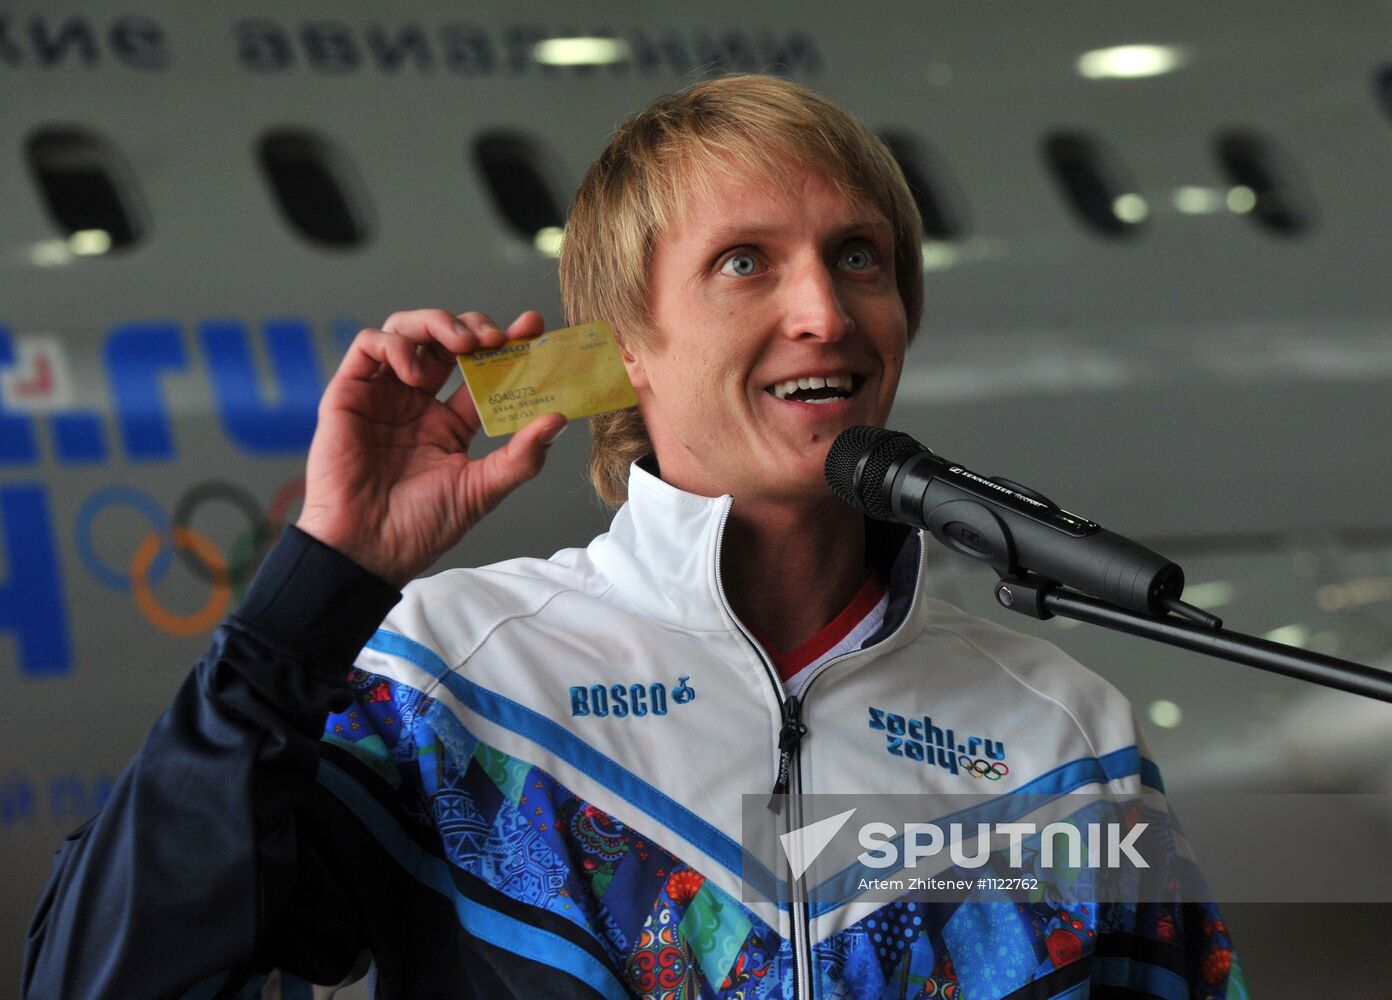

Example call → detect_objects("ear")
615 332 650 391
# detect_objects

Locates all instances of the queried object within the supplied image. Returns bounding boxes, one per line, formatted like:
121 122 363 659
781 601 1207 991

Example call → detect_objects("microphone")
825 426 1199 619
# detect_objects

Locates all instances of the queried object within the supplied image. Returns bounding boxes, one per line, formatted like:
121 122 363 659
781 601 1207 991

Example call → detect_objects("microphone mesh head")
857 431 923 521
825 425 914 519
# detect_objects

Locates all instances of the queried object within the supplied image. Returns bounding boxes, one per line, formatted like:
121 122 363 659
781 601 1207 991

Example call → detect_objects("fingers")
336 328 435 387
445 310 548 427
382 309 500 384
335 308 546 390
386 308 501 354
469 411 568 515
504 310 546 339
452 309 544 347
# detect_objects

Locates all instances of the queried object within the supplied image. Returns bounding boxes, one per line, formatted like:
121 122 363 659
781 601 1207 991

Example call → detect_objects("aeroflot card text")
456 321 637 437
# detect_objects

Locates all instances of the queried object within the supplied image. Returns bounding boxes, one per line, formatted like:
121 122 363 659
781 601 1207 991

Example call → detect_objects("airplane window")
27 128 144 250
472 131 567 250
1377 64 1392 120
257 129 369 247
1041 131 1146 237
1214 131 1311 235
879 131 965 240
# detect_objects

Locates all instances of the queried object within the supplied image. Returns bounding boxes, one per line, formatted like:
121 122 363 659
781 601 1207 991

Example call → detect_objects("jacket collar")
588 458 735 632
588 459 929 657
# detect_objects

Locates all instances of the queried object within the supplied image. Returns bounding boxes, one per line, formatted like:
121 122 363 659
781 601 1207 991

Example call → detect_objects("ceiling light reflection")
1077 45 1187 80
921 240 959 270
30 239 73 266
1264 624 1311 648
533 37 631 67
533 226 564 257
1316 577 1392 611
1181 581 1235 608
1148 700 1183 728
1226 186 1257 214
1112 193 1149 223
1173 186 1224 214
69 229 112 255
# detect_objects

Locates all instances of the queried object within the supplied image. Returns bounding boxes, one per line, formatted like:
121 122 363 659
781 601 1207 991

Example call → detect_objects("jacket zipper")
712 503 813 1000
772 695 810 1000
769 693 806 805
712 502 928 1000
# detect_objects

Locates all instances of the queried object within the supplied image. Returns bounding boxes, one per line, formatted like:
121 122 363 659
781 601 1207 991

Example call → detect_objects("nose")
780 258 854 343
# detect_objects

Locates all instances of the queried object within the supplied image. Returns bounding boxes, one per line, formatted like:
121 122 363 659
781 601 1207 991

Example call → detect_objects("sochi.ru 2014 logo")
867 706 1008 779
570 676 696 718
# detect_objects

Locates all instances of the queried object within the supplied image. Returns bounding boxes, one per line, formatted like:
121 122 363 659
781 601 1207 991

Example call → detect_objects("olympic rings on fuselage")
75 486 175 592
74 476 305 635
131 527 229 636
172 481 267 587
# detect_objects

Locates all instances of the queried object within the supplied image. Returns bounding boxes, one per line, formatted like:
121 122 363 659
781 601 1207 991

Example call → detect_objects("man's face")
625 161 909 503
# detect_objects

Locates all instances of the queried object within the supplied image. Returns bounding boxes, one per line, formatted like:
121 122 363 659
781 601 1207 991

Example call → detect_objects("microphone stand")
991 572 1392 704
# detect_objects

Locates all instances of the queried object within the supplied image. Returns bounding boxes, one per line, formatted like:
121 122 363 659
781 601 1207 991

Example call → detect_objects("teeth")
769 374 854 399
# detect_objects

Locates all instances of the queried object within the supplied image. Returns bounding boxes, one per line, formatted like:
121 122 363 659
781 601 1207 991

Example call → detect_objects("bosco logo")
671 676 695 704
570 676 696 719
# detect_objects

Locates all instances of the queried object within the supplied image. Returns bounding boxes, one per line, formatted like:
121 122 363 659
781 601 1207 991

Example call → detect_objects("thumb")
472 412 568 513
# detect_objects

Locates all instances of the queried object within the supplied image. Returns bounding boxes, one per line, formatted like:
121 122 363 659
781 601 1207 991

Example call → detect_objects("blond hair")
559 74 924 506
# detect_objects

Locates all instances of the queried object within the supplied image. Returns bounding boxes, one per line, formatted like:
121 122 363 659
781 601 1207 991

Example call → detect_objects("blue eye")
840 244 876 270
720 253 759 276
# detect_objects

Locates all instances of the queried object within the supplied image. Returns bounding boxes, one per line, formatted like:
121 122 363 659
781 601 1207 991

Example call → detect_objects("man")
25 75 1243 999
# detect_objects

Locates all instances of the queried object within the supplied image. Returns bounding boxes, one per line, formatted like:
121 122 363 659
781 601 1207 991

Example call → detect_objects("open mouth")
765 373 862 404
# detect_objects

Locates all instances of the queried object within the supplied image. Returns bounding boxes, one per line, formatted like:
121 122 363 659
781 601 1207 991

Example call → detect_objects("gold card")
456 320 637 437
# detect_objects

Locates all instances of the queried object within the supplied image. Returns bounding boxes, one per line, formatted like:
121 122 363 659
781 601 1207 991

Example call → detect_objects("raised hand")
295 308 567 587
